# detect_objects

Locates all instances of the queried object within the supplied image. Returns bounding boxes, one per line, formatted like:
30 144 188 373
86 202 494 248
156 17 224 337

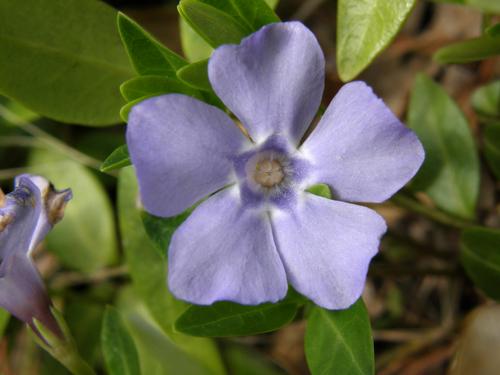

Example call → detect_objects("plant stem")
0 104 105 173
390 194 475 229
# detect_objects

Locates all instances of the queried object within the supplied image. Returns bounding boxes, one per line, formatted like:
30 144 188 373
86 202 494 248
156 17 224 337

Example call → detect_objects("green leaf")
175 298 299 337
305 300 374 375
118 12 187 76
408 74 480 219
487 23 500 37
0 308 9 337
141 210 192 258
29 149 117 272
177 59 212 91
226 0 280 30
101 145 131 173
180 18 214 62
178 0 250 48
120 75 202 102
471 80 500 121
117 167 226 375
102 306 141 375
461 227 500 300
337 0 415 81
484 124 500 180
434 35 500 64
0 0 133 125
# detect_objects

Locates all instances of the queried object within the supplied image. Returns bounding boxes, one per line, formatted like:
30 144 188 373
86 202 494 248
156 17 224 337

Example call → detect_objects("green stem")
0 104 106 173
390 194 475 229
61 353 96 375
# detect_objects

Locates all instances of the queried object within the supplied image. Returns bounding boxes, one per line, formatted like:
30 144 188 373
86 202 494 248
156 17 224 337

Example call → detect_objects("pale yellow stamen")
254 159 285 188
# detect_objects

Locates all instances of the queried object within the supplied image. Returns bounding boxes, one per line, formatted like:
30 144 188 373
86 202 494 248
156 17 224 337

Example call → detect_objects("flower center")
254 159 285 188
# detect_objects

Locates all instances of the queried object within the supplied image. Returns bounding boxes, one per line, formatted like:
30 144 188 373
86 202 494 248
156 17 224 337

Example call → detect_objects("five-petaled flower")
127 22 424 309
0 175 71 334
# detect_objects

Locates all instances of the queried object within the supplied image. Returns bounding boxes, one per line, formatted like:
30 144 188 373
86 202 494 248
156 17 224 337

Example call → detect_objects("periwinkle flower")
0 175 71 334
127 22 424 309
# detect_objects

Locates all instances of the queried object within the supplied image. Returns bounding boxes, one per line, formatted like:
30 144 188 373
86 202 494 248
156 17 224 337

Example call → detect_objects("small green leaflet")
337 0 415 81
461 227 500 301
305 300 374 375
177 59 212 91
101 145 131 173
101 306 141 375
471 80 500 121
408 74 479 219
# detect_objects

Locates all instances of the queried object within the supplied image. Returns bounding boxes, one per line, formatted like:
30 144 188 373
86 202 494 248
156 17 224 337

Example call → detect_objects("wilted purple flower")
0 175 71 334
127 22 424 309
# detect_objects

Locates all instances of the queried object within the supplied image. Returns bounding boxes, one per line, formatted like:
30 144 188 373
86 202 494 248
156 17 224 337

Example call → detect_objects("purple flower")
0 175 72 334
127 22 424 309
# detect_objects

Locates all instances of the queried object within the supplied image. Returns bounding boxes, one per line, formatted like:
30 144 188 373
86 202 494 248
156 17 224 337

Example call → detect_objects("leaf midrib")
0 33 132 75
318 309 368 375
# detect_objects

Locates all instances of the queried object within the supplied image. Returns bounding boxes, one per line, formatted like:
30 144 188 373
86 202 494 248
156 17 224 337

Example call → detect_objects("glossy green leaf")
484 124 500 180
337 0 415 81
117 167 225 375
29 149 117 272
178 0 250 48
471 80 500 121
408 74 480 219
0 0 133 125
224 345 286 375
118 12 187 76
434 35 500 64
102 306 141 375
141 210 192 258
305 300 374 375
175 298 299 337
100 145 131 173
120 76 201 102
487 23 500 37
461 227 500 300
0 308 9 337
177 59 211 91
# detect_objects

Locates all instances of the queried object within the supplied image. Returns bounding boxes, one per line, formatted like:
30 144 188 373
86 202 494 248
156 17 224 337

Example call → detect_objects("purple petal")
127 94 250 217
168 187 287 305
0 254 59 335
301 81 424 203
0 176 42 261
271 193 386 309
208 21 324 144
